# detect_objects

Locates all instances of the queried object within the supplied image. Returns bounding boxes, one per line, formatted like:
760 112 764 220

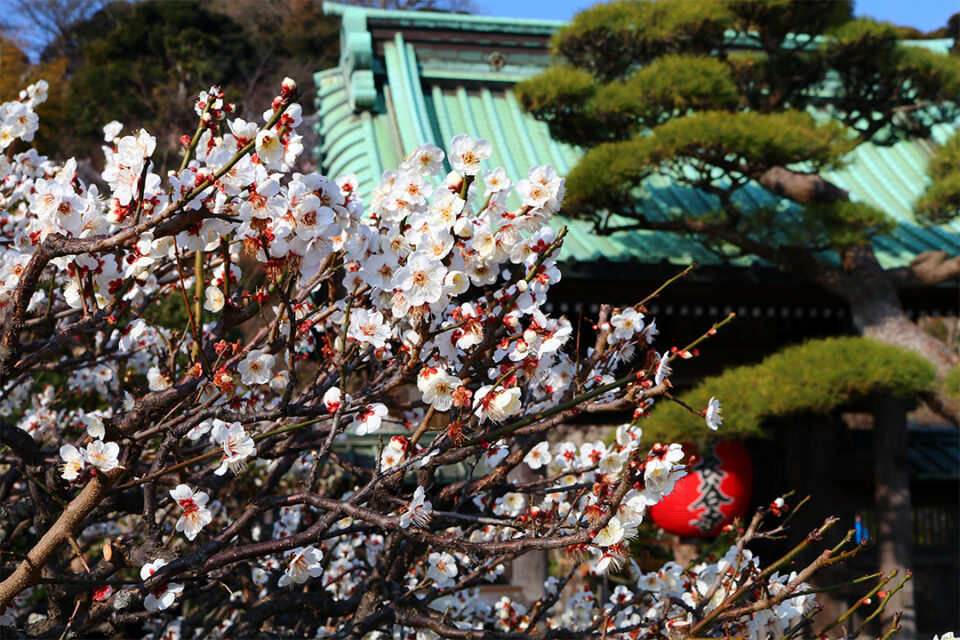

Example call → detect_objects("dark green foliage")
805 201 895 249
641 337 936 443
565 111 851 215
916 133 960 225
563 137 654 215
649 111 850 172
945 367 960 400
28 0 339 169
551 0 731 80
521 0 959 254
516 56 740 147
66 1 253 165
725 0 852 42
622 55 740 125
822 19 960 140
40 1 133 70
514 66 611 147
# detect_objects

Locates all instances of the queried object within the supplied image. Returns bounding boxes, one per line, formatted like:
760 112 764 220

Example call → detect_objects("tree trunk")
836 247 959 421
757 169 958 419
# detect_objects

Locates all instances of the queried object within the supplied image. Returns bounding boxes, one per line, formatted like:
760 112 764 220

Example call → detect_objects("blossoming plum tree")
0 80 911 639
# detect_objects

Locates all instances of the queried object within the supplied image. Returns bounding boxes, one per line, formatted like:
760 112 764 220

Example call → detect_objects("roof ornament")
340 7 376 110
488 52 506 71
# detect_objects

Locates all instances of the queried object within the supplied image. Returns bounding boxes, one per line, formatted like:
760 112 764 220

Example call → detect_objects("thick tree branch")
0 420 43 465
758 166 849 204
886 250 960 289
0 467 125 610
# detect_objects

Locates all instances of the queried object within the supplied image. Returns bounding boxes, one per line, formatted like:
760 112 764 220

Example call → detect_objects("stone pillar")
873 396 915 639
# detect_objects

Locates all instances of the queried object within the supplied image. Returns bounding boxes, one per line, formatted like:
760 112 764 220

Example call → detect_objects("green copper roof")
315 3 960 271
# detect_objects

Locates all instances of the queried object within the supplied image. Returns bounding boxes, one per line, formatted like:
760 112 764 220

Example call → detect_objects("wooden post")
508 465 546 604
874 396 915 638
670 535 699 567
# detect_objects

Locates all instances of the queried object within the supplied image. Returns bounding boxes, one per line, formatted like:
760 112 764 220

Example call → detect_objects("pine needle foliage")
642 337 936 443
945 366 960 400
564 111 852 213
516 0 960 241
550 0 731 79
916 132 960 225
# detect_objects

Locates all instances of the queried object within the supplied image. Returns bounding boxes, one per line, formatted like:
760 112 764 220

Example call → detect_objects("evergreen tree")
517 0 960 418
65 0 256 171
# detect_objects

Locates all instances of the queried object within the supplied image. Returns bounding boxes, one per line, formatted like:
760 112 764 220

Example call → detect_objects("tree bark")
735 169 958 416
833 246 959 421
758 167 850 204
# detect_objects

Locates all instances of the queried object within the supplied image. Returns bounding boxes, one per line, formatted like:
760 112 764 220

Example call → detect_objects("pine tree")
517 0 960 418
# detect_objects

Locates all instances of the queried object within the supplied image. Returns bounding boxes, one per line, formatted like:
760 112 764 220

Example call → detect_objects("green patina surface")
315 2 959 271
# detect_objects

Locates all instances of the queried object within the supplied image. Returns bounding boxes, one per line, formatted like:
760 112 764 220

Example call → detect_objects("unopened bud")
281 77 297 96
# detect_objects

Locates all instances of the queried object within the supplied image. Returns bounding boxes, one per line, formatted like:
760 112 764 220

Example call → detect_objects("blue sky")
476 0 957 32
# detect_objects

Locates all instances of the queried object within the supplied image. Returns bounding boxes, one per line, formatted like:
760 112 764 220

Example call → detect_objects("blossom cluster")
0 80 878 640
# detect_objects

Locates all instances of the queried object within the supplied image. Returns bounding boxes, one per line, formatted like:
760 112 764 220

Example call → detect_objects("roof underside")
315 3 960 271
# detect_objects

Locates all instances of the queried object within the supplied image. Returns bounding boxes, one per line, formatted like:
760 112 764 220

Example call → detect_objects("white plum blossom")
102 120 122 142
169 484 213 541
426 551 458 588
609 308 644 342
399 486 433 529
212 421 256 476
483 440 510 467
395 253 445 307
497 492 526 517
448 134 491 176
147 366 172 392
420 370 462 411
705 396 722 431
0 85 826 639
401 143 445 175
654 352 672 386
278 546 324 587
186 420 213 442
348 308 391 349
594 516 636 547
380 436 406 469
59 445 85 481
204 286 225 313
323 386 348 413
255 129 284 169
473 386 522 424
141 559 184 611
351 403 388 435
82 413 105 440
644 444 687 498
524 441 552 470
82 440 122 473
238 350 275 386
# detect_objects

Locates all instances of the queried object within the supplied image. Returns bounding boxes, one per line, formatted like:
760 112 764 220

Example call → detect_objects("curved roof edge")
322 2 565 33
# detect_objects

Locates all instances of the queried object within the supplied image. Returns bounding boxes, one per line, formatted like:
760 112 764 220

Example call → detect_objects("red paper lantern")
649 440 753 537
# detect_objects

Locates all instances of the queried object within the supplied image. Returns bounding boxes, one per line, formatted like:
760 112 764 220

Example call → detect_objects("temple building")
312 3 959 635
312 3 958 376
